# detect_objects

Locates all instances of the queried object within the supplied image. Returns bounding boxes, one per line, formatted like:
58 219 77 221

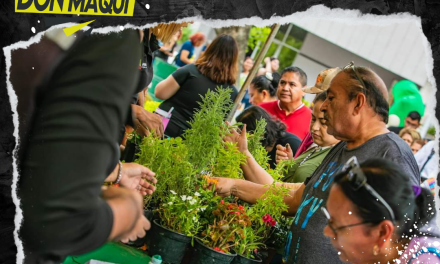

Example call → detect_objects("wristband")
115 161 123 184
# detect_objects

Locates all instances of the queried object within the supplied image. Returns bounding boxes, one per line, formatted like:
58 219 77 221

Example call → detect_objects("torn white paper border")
3 4 438 264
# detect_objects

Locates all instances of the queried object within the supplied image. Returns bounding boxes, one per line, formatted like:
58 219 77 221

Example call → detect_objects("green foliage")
158 190 204 236
247 183 290 242
136 135 195 206
201 200 252 254
177 26 192 45
184 87 234 173
274 158 298 182
247 118 270 170
235 226 265 259
246 27 272 53
212 141 247 179
427 126 436 136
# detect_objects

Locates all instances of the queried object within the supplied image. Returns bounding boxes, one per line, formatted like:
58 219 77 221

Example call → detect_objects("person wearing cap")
212 62 420 264
259 66 311 140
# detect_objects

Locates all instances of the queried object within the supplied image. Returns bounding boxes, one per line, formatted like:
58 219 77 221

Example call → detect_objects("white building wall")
293 19 427 86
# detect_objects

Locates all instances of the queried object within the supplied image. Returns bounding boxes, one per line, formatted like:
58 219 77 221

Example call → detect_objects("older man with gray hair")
214 62 420 264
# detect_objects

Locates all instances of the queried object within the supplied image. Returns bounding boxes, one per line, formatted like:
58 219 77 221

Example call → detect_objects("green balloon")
389 80 425 127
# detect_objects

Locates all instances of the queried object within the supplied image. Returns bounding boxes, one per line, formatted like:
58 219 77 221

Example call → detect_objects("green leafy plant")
201 200 252 254
211 141 247 179
246 27 272 53
136 135 195 206
247 118 271 170
427 126 436 136
247 183 290 242
184 87 234 173
158 190 204 236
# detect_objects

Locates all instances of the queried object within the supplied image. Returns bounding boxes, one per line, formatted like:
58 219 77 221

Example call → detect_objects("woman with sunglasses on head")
323 157 439 264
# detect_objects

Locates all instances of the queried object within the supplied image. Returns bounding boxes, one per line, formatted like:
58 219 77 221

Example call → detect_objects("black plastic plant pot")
122 141 140 162
126 210 155 248
189 239 237 264
231 254 263 264
148 219 192 264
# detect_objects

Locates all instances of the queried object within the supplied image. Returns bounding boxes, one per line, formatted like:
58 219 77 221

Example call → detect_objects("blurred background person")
174 32 206 67
153 29 181 62
389 111 421 134
398 127 421 147
240 56 255 109
155 34 238 138
411 139 425 154
264 57 280 73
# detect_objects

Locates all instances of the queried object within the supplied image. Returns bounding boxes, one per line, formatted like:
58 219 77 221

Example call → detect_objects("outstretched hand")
223 121 248 154
120 163 157 196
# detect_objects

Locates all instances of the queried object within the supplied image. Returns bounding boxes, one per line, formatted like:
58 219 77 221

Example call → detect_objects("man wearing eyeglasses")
214 63 420 264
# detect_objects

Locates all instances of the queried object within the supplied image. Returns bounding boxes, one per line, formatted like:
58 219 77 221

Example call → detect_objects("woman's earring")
373 245 380 256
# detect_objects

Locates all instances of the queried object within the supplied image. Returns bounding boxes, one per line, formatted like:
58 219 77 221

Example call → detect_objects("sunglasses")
342 156 396 222
343 61 367 91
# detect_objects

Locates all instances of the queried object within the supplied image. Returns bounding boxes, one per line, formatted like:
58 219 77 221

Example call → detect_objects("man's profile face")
277 72 304 106
320 72 355 137
405 117 420 129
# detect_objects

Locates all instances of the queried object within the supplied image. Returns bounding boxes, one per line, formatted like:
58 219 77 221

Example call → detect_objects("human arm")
18 30 147 255
214 177 305 215
179 49 193 65
224 122 274 185
154 74 180 101
105 162 157 196
131 104 164 137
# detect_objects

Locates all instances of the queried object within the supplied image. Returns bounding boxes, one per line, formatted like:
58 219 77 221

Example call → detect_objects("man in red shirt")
259 67 311 140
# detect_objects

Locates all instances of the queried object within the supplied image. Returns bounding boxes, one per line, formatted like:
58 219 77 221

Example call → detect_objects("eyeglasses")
343 61 367 91
321 206 373 237
342 156 396 222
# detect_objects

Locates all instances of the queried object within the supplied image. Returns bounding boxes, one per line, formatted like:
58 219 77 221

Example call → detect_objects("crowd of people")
11 26 439 264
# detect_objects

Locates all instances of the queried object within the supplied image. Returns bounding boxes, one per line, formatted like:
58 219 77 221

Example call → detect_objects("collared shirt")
259 100 312 140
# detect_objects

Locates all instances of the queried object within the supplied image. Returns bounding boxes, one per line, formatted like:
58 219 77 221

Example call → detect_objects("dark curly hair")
235 106 287 147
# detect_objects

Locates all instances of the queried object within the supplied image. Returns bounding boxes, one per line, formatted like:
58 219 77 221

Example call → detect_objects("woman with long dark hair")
155 34 239 137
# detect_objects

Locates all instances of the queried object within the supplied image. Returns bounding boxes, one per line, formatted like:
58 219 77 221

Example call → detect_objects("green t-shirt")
282 146 332 183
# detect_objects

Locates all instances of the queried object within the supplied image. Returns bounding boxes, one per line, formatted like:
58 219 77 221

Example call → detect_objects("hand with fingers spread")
275 143 293 164
119 163 157 196
120 213 151 244
131 104 164 137
224 121 248 154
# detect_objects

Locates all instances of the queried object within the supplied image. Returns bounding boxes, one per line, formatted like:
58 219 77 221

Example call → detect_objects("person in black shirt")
155 34 239 138
235 106 301 169
15 24 189 264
